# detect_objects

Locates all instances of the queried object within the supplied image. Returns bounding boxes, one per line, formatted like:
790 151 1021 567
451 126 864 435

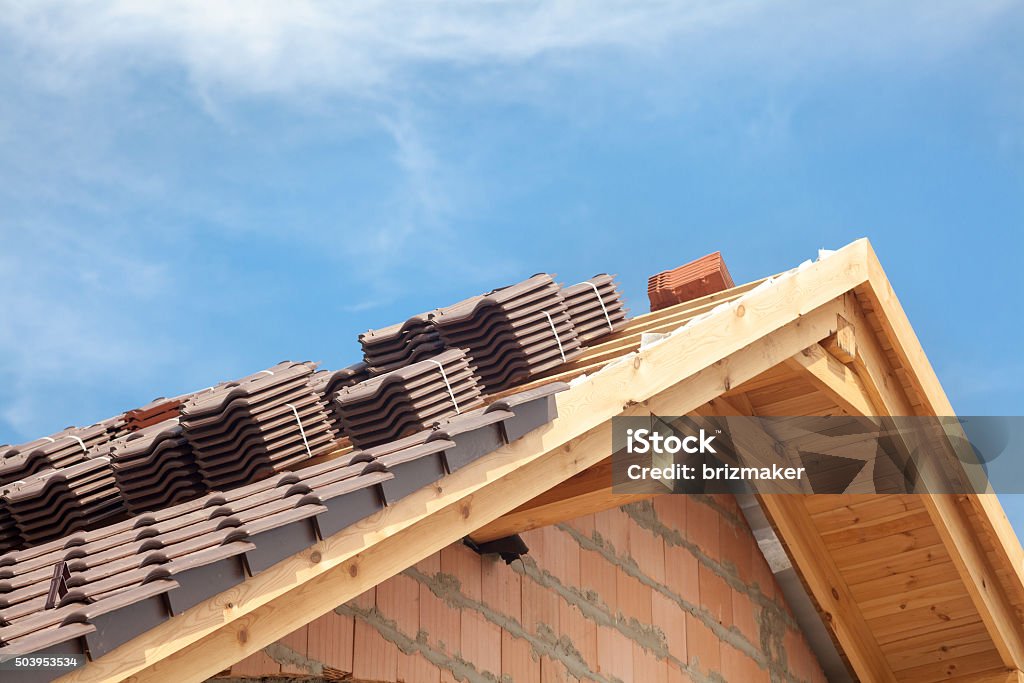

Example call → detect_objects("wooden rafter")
760 494 898 683
785 342 878 417
858 242 1024 673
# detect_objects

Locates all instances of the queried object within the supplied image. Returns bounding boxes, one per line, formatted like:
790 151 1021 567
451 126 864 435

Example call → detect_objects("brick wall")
214 494 827 683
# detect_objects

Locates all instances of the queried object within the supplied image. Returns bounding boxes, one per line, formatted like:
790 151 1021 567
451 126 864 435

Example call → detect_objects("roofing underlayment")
1 239 1022 683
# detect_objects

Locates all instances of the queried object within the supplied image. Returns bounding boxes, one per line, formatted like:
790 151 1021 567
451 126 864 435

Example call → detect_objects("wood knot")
348 563 359 578
736 304 746 317
310 550 322 564
460 504 471 520
633 356 642 369
237 629 249 644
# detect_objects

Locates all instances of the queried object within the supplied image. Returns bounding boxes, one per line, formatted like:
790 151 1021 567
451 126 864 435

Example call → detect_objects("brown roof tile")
647 252 734 311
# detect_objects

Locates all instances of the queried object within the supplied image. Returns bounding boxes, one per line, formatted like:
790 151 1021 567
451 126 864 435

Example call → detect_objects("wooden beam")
922 494 1024 671
120 296 854 683
597 275 771 342
474 299 859 544
812 309 1024 677
857 239 1024 664
474 388 760 542
469 458 629 542
565 289 756 369
824 313 857 364
943 669 1024 683
759 494 897 682
785 342 879 417
471 489 651 543
840 291 915 417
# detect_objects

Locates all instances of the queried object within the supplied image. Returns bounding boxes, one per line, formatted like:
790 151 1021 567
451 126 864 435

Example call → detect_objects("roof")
3 238 1023 683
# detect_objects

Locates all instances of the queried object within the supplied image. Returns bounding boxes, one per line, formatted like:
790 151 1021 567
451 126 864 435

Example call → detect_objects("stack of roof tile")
106 419 204 514
430 274 582 392
350 382 567 492
0 381 569 670
0 423 118 488
181 362 338 490
561 274 629 346
647 251 734 312
124 398 183 432
359 315 446 376
0 503 18 555
309 362 371 435
1 458 124 549
333 349 483 449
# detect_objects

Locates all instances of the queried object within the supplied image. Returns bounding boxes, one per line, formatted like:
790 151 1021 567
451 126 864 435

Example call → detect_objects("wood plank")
868 596 981 643
810 495 921 533
590 275 771 346
820 509 937 550
806 493 913 516
837 542 952 587
922 494 1024 670
724 363 801 396
830 524 943 569
896 649 1005 683
850 560 962 603
749 388 841 417
861 243 1024 609
885 621 995 671
566 296 751 367
759 494 896 683
941 670 1024 683
860 578 974 620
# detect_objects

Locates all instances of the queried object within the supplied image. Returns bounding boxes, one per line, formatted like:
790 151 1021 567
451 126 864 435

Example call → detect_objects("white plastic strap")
543 311 567 362
64 436 87 454
42 437 56 443
578 280 614 331
285 403 313 458
259 370 274 376
426 360 460 414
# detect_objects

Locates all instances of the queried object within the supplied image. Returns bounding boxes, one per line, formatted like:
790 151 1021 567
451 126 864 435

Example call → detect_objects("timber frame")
57 239 1024 683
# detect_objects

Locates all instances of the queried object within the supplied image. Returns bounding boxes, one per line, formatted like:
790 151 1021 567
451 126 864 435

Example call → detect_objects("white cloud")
0 1 1014 103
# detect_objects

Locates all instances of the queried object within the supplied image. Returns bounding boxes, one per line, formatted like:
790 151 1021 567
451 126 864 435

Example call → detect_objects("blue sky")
1 3 1022 529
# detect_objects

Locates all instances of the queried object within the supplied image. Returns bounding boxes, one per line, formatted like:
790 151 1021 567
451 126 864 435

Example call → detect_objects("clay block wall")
213 494 826 683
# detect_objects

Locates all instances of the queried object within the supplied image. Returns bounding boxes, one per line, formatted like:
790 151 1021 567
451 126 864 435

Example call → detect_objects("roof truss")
56 239 1024 683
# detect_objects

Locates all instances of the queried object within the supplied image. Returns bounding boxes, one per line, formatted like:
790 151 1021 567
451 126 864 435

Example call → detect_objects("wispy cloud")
1 1 1014 101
